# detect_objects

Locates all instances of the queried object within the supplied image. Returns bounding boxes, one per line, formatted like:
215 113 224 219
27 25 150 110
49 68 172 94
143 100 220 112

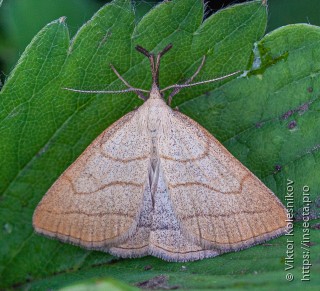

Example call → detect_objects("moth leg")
167 56 205 106
110 64 148 101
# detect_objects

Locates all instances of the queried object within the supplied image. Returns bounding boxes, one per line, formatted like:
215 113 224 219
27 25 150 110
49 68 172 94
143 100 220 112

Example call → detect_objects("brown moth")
33 44 288 262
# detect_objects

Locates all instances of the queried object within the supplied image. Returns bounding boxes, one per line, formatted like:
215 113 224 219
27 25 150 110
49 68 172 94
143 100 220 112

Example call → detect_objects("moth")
33 44 288 262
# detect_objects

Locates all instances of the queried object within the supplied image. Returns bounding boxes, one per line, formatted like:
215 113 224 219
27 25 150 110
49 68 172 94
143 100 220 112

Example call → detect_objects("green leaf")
8 221 320 290
0 0 103 71
1 0 319 289
59 278 138 291
180 23 320 212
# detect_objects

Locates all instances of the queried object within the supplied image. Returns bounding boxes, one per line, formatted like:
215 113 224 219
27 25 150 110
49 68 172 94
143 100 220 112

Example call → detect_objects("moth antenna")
162 59 241 105
63 63 150 101
135 44 172 88
63 87 147 100
158 44 173 58
135 45 151 57
155 44 172 86
163 71 241 91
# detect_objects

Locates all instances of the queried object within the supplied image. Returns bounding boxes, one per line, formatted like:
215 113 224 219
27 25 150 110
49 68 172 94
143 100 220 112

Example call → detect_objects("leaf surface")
1 0 319 289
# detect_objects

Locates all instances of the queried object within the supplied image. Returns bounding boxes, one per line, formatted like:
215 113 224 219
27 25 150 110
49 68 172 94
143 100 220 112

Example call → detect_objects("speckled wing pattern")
109 163 220 262
33 40 288 261
158 110 288 254
33 110 151 248
33 99 288 262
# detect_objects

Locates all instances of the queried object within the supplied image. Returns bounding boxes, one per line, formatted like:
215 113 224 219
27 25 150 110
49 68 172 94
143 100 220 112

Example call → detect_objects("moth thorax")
147 107 163 132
